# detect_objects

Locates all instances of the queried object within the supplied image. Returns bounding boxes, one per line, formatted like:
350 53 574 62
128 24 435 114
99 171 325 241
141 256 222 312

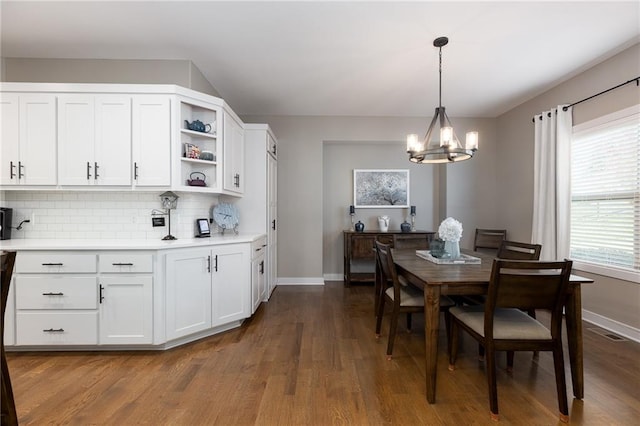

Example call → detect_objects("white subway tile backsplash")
2 190 221 240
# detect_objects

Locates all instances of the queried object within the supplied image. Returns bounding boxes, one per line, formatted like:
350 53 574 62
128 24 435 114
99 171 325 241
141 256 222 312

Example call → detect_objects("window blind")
571 108 639 272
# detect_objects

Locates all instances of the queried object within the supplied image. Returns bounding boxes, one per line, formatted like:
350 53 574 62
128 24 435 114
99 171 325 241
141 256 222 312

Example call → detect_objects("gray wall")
495 43 640 331
240 115 498 282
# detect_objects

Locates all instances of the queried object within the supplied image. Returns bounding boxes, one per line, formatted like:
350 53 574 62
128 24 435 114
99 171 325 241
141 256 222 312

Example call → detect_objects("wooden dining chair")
448 259 573 423
374 241 454 360
1 251 18 426
474 229 507 254
489 240 545 365
374 235 431 315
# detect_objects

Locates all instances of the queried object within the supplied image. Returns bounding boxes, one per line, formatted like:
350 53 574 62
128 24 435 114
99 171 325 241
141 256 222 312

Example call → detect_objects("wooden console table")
343 230 434 286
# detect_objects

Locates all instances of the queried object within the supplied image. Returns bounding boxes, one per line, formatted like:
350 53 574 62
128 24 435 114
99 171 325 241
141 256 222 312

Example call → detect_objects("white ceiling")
1 1 639 118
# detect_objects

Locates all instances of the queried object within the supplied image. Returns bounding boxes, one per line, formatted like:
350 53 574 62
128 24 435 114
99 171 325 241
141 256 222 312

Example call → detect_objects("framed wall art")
353 169 410 208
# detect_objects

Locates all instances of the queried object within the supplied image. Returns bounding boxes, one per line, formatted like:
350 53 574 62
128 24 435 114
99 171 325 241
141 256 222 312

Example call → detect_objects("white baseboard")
582 309 640 343
277 277 325 286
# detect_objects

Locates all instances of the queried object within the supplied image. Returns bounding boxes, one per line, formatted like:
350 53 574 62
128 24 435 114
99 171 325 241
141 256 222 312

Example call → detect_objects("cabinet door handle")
214 254 218 272
18 161 24 179
112 263 133 266
41 263 63 266
272 145 276 156
42 292 64 296
134 162 139 180
87 162 92 180
94 162 99 179
99 284 104 303
272 220 276 230
260 260 264 274
9 161 16 179
207 255 211 273
43 328 64 333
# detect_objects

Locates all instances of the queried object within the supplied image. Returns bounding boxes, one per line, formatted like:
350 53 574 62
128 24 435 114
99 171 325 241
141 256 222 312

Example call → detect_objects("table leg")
564 284 584 399
424 285 441 404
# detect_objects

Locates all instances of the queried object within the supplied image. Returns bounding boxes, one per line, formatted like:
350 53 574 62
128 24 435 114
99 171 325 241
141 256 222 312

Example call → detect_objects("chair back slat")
497 240 542 260
474 229 507 251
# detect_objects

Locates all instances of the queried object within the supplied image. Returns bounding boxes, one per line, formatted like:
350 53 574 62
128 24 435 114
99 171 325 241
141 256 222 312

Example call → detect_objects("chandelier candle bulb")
440 127 453 147
466 131 479 150
407 133 421 152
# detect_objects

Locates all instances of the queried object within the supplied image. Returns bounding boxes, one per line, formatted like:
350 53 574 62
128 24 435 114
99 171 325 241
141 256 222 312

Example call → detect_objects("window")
570 105 639 282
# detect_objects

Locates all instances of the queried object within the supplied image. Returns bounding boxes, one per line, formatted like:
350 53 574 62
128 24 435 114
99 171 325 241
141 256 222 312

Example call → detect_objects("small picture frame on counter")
195 218 211 237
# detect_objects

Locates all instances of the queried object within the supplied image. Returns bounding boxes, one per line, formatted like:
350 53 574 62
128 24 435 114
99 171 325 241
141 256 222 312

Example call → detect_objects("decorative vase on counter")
377 216 390 232
354 221 365 232
444 240 461 259
400 221 412 233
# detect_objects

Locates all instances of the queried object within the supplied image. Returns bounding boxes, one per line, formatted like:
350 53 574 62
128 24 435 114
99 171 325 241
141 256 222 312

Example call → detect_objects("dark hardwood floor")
6 282 640 425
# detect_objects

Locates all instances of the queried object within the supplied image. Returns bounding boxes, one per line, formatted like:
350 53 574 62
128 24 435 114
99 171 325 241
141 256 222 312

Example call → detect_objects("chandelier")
407 36 478 163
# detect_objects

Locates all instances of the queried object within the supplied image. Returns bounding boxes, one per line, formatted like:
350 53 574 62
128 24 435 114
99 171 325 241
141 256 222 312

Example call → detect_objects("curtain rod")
532 76 640 122
562 76 640 111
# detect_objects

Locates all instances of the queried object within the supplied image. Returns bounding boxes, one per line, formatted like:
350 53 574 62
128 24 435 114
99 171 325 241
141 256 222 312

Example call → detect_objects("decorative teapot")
184 120 212 133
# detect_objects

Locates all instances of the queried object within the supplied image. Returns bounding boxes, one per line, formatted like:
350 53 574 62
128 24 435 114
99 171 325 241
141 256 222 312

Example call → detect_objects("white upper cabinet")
1 83 246 195
58 95 132 186
223 110 245 194
0 93 57 186
132 96 171 187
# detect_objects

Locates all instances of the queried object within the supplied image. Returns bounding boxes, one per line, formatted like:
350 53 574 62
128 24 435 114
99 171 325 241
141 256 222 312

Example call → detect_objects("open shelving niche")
177 97 223 193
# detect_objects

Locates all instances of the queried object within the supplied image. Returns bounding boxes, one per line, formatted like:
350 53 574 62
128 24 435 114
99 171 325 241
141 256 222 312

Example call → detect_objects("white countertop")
0 233 265 251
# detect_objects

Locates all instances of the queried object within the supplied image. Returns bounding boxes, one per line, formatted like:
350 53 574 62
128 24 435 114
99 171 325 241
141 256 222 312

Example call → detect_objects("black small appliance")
0 208 13 240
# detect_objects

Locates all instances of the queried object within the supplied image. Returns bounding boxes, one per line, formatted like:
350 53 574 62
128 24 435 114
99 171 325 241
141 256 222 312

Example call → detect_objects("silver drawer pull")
42 263 63 266
42 292 64 296
43 328 64 333
112 263 134 266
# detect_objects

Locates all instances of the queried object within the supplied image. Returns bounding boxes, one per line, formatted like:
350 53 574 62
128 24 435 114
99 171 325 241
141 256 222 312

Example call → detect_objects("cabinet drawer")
251 238 267 260
15 276 98 310
376 235 394 245
99 254 153 273
16 311 98 345
16 253 97 273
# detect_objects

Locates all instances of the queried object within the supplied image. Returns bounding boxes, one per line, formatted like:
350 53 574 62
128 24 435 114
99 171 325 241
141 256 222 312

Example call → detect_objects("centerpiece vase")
444 240 461 259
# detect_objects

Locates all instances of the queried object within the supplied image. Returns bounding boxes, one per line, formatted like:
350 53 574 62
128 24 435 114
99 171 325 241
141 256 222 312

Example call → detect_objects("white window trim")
571 104 640 283
572 260 640 283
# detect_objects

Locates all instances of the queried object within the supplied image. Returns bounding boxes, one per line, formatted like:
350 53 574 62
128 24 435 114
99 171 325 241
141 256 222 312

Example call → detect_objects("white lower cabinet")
11 250 154 347
7 240 257 350
14 252 99 346
99 276 153 345
164 243 251 341
211 243 250 326
165 249 212 341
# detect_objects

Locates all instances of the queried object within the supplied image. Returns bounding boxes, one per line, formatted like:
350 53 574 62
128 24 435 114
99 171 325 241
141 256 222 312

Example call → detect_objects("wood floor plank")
6 281 640 425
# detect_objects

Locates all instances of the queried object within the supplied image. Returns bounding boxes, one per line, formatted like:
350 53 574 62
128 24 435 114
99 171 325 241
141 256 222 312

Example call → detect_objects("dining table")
392 248 594 404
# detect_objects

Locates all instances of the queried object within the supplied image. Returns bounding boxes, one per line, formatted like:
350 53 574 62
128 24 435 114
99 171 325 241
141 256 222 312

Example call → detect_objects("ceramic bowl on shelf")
200 151 215 161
